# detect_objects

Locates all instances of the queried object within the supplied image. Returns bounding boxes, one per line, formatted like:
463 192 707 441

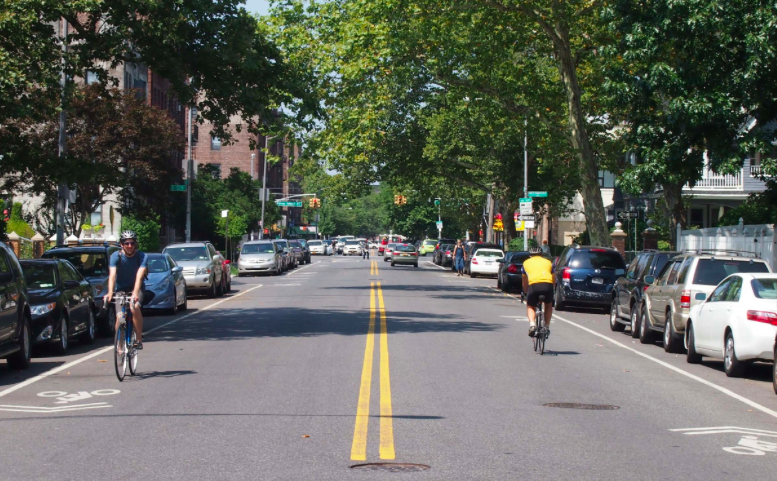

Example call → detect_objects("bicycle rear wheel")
128 329 138 376
533 333 539 351
539 330 546 355
114 324 127 382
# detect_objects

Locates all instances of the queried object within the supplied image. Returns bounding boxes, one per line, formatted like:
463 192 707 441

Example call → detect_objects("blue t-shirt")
109 251 148 292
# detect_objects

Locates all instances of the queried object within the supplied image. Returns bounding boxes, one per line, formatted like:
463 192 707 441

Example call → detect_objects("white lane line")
284 261 319 276
0 283 265 399
424 261 447 270
552 313 777 421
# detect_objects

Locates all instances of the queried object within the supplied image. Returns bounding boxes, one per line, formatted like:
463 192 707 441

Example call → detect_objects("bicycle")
113 293 139 381
522 293 549 355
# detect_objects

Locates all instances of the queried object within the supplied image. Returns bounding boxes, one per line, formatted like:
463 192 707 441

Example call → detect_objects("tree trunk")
554 26 610 247
501 199 520 247
663 182 687 248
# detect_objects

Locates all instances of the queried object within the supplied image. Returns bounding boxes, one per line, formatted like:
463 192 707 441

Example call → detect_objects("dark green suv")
0 241 32 370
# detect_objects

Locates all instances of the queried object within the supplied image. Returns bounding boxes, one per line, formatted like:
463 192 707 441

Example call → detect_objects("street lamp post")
523 115 528 251
185 104 194 242
259 134 273 239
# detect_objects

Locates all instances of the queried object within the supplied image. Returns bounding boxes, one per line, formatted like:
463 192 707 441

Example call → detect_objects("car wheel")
56 315 68 355
181 286 188 311
554 284 566 311
414 264 418 268
663 311 683 353
104 304 116 338
724 331 746 377
237 273 245 278
686 322 702 364
170 295 179 315
469 270 476 278
209 280 218 298
610 299 625 332
639 307 654 344
497 277 502 290
630 305 640 339
7 316 31 370
391 262 395 267
80 308 96 344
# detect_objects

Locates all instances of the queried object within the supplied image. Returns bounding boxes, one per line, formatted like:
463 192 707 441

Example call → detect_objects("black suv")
42 243 120 336
609 250 679 335
0 240 32 369
553 245 627 310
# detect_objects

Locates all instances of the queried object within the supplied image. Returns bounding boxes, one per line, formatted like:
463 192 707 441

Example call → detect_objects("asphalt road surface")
1 254 777 480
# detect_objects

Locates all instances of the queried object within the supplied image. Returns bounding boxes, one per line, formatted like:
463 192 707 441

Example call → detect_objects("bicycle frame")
114 294 138 381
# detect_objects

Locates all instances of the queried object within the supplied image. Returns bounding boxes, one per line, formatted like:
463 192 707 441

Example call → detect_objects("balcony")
684 169 743 191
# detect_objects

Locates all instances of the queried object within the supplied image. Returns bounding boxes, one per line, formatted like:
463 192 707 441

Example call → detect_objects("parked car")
273 239 296 270
163 242 225 298
469 247 504 278
322 240 335 255
391 244 419 267
42 243 121 335
307 240 327 255
685 273 777 385
220 256 232 293
639 251 771 353
497 251 533 292
383 243 397 262
463 243 501 275
610 250 678 337
20 259 95 354
238 241 283 275
288 240 309 264
418 239 438 256
433 244 454 266
0 241 32 369
293 239 311 264
344 240 363 256
553 245 627 311
143 254 187 314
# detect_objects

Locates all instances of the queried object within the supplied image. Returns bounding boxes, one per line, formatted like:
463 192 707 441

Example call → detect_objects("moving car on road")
497 251 532 292
640 251 770 353
142 253 188 314
685 273 777 388
383 243 397 262
468 247 504 278
163 242 225 298
307 240 327 255
610 250 678 336
553 245 626 311
238 241 283 276
418 239 438 256
344 240 363 256
391 244 419 268
42 243 120 335
21 258 95 354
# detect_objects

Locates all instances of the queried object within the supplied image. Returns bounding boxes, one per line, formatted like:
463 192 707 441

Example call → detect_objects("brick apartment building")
191 117 303 233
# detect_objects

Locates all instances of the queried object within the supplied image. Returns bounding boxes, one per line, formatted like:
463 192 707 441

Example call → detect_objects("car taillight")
507 264 518 274
411 252 417 256
445 250 451 255
472 258 478 265
643 284 650 291
562 267 571 282
680 290 691 309
747 310 777 325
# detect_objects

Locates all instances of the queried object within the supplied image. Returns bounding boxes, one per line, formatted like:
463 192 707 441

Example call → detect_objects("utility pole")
250 153 255 179
486 193 495 242
259 134 272 239
523 115 528 251
55 19 69 246
185 104 194 242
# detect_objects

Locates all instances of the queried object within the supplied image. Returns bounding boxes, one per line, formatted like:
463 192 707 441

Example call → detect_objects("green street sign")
519 198 532 203
170 185 186 192
276 201 303 207
528 191 548 198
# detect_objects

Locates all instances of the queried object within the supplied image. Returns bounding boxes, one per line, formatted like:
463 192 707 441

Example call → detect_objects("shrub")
121 215 161 252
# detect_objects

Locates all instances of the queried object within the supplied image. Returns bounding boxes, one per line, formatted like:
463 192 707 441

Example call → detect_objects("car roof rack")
683 249 760 258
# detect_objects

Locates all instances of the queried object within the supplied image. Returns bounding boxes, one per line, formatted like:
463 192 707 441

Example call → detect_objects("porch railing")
684 169 743 190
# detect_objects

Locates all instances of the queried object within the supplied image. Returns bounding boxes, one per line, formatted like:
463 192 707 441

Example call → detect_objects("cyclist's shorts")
526 282 553 308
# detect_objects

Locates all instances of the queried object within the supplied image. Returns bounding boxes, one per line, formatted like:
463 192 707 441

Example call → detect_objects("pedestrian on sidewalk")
452 239 466 276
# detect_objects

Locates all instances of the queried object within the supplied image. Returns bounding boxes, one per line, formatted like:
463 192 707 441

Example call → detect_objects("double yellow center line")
370 260 379 276
351 281 395 461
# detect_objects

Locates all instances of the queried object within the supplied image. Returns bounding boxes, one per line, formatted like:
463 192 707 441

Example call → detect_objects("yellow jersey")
521 256 553 285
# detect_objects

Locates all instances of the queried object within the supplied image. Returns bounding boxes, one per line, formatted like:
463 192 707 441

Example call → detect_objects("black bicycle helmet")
119 230 138 242
529 246 543 255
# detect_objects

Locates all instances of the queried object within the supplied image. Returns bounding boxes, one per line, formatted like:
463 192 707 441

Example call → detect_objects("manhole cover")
543 403 620 410
350 463 430 472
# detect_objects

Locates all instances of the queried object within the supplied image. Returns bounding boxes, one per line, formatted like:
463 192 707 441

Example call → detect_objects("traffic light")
309 197 316 208
394 194 401 205
400 195 407 205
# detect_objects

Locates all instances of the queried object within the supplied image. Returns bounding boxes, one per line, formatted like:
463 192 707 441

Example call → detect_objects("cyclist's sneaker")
528 325 537 337
545 328 550 339
134 341 143 350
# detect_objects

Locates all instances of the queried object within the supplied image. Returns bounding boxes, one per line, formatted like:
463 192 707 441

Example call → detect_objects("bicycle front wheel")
114 324 127 382
539 331 546 355
533 332 539 351
128 329 138 376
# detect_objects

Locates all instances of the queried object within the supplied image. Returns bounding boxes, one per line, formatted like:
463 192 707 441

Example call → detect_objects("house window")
598 170 615 188
690 208 704 227
86 70 99 85
90 205 103 226
211 136 221 151
211 164 222 179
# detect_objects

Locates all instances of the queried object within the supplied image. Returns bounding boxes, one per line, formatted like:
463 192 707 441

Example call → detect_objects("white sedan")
686 273 777 384
469 248 504 278
307 240 326 255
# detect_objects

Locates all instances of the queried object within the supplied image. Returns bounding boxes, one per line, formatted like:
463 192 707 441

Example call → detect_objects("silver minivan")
163 242 224 298
237 241 282 276
640 252 771 353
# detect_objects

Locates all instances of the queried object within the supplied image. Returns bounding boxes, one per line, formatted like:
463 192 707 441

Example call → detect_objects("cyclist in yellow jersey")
521 246 554 337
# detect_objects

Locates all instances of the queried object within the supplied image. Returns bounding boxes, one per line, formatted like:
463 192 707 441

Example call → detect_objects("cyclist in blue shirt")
105 231 148 349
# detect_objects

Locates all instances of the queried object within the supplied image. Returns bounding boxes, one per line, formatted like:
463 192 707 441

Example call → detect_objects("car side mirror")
695 293 707 301
172 266 183 273
64 280 80 289
644 275 655 285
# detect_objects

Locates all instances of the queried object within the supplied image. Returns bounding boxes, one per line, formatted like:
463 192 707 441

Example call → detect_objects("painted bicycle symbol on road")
672 426 777 456
38 389 120 404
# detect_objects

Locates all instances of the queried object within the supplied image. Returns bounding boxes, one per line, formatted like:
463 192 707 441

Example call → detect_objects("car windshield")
571 250 625 269
23 264 57 289
387 244 397 249
506 252 532 264
165 246 209 261
751 278 777 299
346 240 360 245
242 243 275 254
308 241 322 246
424 240 437 245
396 245 415 252
147 256 169 274
44 251 107 277
289 241 302 247
693 259 770 286
475 249 504 258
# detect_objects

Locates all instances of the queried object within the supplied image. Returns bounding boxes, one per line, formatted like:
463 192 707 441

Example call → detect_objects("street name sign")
617 211 639 219
276 201 303 207
436 221 443 229
528 191 548 198
170 185 186 192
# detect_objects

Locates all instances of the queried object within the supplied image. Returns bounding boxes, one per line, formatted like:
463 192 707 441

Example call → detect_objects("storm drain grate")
544 403 620 411
350 463 430 472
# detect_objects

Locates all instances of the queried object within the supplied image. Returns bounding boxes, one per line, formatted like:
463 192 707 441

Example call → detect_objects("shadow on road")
0 412 445 422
